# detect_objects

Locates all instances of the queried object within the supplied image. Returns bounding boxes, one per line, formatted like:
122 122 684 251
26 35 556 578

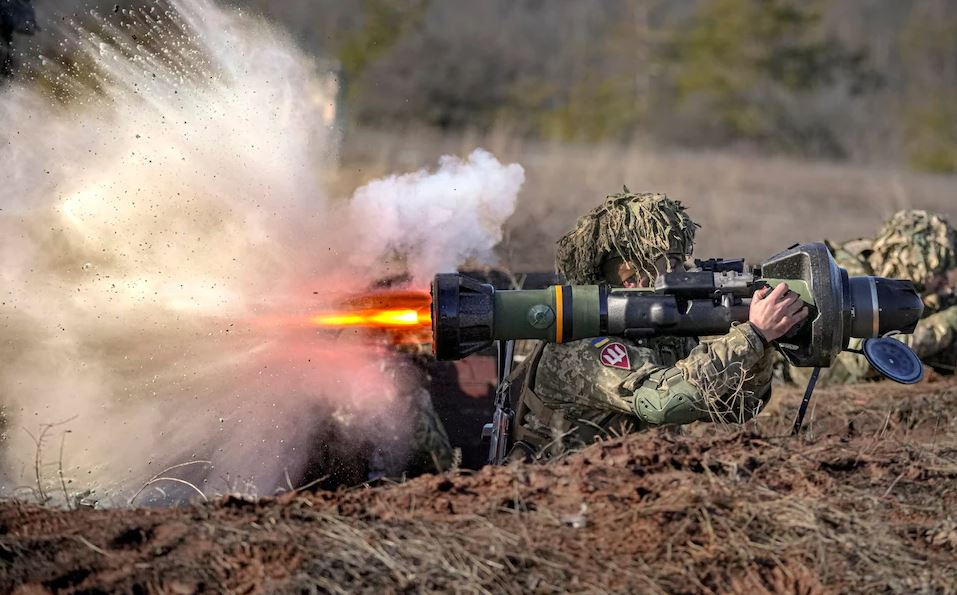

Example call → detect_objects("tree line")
255 0 956 172
6 0 955 172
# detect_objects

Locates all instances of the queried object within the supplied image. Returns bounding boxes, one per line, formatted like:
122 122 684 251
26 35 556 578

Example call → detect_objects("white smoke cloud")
0 0 523 505
348 150 524 284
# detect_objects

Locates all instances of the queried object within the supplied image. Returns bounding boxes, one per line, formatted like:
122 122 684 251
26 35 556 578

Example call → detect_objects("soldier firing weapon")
430 242 926 464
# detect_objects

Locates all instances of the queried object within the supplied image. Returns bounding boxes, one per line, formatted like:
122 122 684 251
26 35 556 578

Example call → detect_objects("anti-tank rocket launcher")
431 243 926 459
433 242 923 368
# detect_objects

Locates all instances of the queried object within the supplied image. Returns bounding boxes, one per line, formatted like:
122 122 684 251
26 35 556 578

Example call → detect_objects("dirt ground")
3 377 956 594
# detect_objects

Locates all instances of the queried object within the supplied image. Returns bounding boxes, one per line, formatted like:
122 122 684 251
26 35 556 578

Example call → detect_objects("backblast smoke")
0 0 524 505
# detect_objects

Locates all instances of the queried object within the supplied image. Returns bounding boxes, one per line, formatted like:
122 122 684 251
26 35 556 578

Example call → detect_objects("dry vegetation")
332 127 957 271
3 378 956 593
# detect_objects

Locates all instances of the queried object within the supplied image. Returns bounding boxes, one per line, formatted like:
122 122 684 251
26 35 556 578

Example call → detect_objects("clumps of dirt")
3 380 957 594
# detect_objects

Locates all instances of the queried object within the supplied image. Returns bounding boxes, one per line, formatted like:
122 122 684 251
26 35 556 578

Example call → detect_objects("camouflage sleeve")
898 306 957 360
636 323 773 425
535 323 772 428
535 341 644 420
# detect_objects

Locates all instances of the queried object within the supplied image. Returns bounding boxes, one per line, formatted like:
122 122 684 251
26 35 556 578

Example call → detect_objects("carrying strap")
509 342 559 453
509 342 623 458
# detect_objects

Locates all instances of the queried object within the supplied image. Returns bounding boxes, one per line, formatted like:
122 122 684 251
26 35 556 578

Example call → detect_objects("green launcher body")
432 243 923 368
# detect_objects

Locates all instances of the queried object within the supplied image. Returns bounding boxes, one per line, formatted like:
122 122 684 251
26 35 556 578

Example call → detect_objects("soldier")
391 342 455 476
506 190 808 460
1 0 38 79
788 210 957 386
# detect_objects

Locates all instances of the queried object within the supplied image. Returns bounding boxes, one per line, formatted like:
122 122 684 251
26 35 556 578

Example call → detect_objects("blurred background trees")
8 0 957 172
244 0 955 171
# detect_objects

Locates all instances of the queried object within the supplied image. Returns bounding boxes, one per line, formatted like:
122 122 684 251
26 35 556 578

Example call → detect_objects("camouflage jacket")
789 239 957 387
509 322 774 460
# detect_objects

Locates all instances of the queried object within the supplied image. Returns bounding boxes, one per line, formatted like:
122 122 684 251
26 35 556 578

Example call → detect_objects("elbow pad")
632 369 706 426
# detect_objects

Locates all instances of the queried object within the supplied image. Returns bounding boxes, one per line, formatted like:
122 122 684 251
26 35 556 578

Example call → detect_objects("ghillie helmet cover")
556 189 699 284
868 210 957 286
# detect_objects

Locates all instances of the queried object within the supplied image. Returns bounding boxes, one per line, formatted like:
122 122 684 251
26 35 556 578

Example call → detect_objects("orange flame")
311 308 430 328
310 290 432 344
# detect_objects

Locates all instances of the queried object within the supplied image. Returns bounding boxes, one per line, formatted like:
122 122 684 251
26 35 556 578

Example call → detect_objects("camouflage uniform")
789 210 957 387
378 343 454 477
403 382 455 475
508 191 775 461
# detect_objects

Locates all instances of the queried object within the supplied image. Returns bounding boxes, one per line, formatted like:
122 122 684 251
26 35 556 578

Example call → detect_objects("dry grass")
4 381 956 593
330 126 957 271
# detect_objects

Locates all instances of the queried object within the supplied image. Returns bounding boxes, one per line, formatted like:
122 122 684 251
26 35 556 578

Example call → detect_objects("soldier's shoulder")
541 338 623 368
827 237 874 275
539 337 658 375
926 302 957 324
937 291 957 312
839 237 873 255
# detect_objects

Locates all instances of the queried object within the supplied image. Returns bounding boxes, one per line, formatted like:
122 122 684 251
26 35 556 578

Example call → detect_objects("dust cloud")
0 0 523 505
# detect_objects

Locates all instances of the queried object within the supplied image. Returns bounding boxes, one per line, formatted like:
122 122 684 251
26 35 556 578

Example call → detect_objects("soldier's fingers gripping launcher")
431 243 923 369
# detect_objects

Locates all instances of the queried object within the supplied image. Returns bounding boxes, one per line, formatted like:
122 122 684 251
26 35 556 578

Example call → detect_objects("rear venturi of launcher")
431 243 924 371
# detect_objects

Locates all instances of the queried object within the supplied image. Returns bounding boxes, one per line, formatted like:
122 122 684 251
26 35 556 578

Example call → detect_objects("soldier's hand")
749 283 809 342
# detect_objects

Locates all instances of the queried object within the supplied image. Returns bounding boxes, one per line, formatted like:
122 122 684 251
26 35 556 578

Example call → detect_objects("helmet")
556 189 698 284
868 210 957 287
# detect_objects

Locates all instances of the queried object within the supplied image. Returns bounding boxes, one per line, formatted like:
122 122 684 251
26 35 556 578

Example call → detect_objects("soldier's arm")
630 323 772 425
628 282 803 424
897 306 957 360
535 324 772 427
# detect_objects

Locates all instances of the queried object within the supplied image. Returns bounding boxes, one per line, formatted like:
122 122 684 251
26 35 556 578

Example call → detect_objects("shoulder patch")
591 337 611 348
599 342 631 370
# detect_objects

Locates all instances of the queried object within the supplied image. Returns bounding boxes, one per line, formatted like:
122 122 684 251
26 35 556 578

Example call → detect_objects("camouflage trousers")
404 386 454 475
372 353 454 478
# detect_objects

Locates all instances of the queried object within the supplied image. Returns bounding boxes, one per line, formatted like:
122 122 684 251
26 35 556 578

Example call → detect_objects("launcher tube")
491 285 604 342
431 241 923 365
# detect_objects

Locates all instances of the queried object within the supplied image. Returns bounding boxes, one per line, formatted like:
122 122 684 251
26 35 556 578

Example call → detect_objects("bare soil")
3 378 957 594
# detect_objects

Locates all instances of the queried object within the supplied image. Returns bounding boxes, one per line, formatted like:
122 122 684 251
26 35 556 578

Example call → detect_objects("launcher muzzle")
432 243 923 369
